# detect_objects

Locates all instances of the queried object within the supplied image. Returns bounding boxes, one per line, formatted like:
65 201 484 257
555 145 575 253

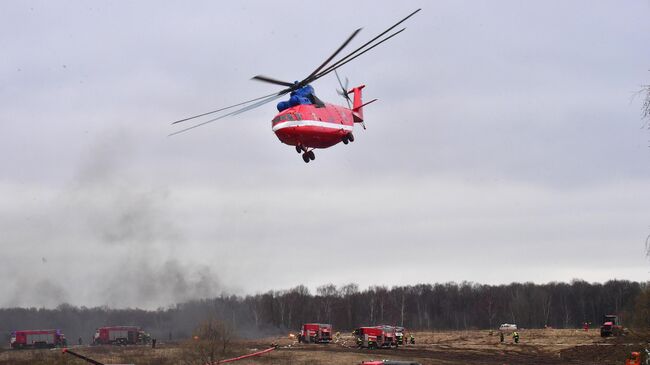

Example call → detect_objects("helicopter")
171 9 420 163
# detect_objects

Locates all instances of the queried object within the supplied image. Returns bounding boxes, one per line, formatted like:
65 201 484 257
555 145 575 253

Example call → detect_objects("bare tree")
181 318 235 365
369 285 388 323
340 283 359 328
316 284 338 324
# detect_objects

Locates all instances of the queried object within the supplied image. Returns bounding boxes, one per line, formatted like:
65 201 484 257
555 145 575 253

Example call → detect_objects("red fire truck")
93 326 149 345
600 315 624 337
10 329 67 349
393 326 405 345
355 326 398 349
375 325 402 346
298 323 332 343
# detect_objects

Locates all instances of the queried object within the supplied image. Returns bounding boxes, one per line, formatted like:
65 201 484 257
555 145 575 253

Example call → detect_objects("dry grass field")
0 328 647 365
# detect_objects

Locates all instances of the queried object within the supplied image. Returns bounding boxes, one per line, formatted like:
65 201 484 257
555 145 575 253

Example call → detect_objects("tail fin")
350 85 377 124
350 85 365 123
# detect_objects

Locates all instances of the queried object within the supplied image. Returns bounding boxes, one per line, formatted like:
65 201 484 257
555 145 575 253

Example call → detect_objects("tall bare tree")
182 318 235 365
316 284 338 324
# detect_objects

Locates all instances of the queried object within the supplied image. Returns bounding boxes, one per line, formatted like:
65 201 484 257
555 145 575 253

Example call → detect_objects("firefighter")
626 351 640 365
512 331 519 344
499 331 504 343
78 337 82 345
151 338 157 348
409 334 415 344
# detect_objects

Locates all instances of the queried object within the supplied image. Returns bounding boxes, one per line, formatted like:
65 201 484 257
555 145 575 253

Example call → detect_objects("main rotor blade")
169 92 286 136
251 75 295 87
311 8 420 82
303 28 362 83
171 91 280 125
315 28 407 81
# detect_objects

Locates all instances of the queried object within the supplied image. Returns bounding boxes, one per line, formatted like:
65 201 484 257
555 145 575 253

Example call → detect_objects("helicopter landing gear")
342 133 354 144
301 150 315 163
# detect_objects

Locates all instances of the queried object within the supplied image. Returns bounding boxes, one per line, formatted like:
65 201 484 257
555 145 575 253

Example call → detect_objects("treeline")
0 280 646 344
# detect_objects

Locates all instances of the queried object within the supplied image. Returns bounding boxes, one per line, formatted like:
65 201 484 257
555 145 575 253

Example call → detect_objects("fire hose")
62 346 275 365
211 346 276 364
62 348 105 365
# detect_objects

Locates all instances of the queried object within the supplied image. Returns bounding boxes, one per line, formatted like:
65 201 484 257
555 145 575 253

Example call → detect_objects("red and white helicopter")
171 9 420 163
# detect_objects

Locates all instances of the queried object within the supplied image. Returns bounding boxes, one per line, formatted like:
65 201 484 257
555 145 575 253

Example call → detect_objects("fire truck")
600 315 624 337
10 329 67 349
355 326 398 349
93 326 150 345
298 323 332 343
377 325 405 345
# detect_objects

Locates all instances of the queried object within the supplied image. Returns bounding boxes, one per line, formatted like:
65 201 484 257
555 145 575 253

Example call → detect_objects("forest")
0 279 646 344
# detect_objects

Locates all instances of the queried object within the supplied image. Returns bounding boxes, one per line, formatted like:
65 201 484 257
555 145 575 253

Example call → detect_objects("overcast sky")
1 1 649 309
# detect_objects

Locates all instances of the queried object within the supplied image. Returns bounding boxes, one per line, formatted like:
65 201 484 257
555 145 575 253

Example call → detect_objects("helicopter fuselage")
271 103 354 149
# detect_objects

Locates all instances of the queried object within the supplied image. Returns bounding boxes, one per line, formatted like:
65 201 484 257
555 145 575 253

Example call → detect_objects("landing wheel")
302 153 310 163
308 150 315 160
296 145 302 154
342 135 349 144
348 133 354 142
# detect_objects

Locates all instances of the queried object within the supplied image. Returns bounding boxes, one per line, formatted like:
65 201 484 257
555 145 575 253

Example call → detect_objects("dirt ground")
1 329 647 365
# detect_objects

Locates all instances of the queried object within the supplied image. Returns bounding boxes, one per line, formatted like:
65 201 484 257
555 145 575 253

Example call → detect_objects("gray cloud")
0 1 649 308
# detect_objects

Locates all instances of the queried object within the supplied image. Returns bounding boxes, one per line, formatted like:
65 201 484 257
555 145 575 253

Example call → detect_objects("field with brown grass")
1 328 647 365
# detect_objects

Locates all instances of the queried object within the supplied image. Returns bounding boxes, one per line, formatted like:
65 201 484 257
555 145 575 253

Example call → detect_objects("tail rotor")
335 70 352 109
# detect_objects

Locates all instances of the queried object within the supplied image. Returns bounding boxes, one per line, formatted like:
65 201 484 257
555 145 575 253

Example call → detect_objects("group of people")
399 333 415 345
499 331 519 344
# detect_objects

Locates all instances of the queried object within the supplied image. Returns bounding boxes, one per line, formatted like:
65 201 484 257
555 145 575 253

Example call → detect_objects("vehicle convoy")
10 329 66 349
600 315 623 337
355 326 398 349
298 323 332 343
93 326 150 345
